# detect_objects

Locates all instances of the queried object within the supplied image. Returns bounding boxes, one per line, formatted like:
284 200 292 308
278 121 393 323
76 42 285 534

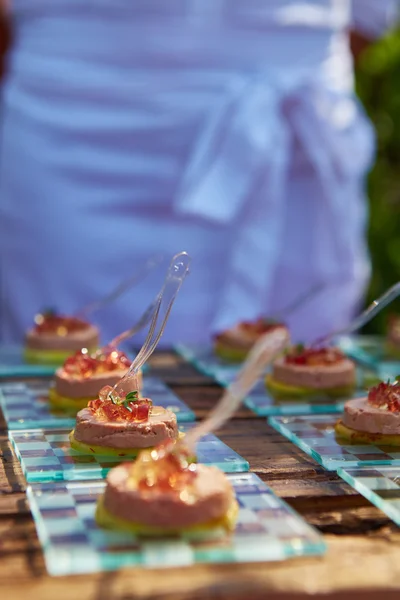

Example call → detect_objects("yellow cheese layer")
25 346 98 365
265 374 355 400
48 388 94 412
386 341 400 360
214 341 248 363
95 494 238 537
335 420 400 446
25 347 75 366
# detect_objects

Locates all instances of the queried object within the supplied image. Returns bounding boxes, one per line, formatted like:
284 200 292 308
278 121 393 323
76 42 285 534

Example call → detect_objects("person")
0 1 398 347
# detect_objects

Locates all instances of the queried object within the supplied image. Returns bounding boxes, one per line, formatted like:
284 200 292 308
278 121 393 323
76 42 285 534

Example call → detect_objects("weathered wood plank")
2 536 400 599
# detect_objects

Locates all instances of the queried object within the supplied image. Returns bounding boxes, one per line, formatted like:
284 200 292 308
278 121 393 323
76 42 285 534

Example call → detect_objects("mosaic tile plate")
175 344 369 416
336 336 399 381
27 472 326 575
0 377 195 430
336 335 385 360
0 345 57 377
10 424 249 482
269 415 400 471
338 466 400 525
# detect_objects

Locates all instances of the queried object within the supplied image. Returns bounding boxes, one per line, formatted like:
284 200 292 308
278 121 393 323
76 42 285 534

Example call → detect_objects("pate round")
103 463 234 528
342 396 400 435
271 356 355 390
74 406 178 449
215 323 289 351
388 322 400 347
25 323 99 352
54 367 139 399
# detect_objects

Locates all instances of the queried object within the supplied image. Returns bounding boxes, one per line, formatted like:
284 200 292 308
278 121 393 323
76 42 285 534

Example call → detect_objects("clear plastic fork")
109 251 191 400
312 281 400 348
270 281 327 321
93 298 159 358
75 254 164 320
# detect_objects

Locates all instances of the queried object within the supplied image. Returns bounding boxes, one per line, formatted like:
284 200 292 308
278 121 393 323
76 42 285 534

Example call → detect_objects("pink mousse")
271 356 355 389
342 396 400 435
54 368 130 399
216 323 289 351
74 406 178 449
388 319 400 347
25 323 99 352
103 463 235 528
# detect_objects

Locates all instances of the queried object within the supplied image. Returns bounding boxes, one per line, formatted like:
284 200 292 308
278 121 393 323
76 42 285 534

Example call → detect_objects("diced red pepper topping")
62 348 130 379
34 312 89 335
368 381 400 412
133 441 198 493
284 345 346 366
88 386 152 423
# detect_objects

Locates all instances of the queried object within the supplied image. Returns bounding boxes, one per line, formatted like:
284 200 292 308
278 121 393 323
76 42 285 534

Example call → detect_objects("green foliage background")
356 30 400 333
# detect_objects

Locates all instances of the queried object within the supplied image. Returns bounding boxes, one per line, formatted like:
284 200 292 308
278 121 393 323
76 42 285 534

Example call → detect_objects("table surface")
1 351 400 600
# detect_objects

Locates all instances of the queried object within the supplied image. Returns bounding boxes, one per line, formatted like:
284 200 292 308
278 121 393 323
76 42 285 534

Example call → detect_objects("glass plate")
336 335 386 360
27 472 326 575
269 414 400 471
9 424 249 482
175 344 368 416
0 345 57 377
336 335 399 380
338 466 400 525
0 377 195 430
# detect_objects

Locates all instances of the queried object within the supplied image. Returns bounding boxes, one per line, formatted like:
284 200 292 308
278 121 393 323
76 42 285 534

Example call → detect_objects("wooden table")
1 351 400 600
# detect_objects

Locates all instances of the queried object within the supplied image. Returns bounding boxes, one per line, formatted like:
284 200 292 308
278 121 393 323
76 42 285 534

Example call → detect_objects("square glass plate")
338 466 400 525
175 344 368 416
0 377 195 430
269 415 400 471
9 425 249 482
336 335 385 360
27 472 326 575
0 345 57 377
336 335 399 380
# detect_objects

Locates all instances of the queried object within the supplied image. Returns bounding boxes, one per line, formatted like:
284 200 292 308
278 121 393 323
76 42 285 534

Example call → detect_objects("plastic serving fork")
109 251 191 399
76 254 163 319
312 281 400 348
270 281 327 321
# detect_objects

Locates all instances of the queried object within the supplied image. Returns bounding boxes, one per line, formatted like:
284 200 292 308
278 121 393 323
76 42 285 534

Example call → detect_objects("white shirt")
0 1 397 345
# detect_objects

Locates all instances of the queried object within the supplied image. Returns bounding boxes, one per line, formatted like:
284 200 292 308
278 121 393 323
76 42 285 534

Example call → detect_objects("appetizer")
69 384 180 457
387 315 400 359
214 319 289 362
25 310 99 365
335 379 400 445
266 345 356 399
49 347 140 412
96 442 238 538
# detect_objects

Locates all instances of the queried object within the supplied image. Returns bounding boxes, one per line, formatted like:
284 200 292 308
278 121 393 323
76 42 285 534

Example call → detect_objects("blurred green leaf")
356 28 400 333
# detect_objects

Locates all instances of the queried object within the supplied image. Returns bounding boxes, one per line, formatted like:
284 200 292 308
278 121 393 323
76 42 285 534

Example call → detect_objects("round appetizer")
335 379 400 445
96 442 238 538
24 310 99 365
214 319 289 362
69 385 179 457
387 315 400 359
266 345 356 399
49 347 140 412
